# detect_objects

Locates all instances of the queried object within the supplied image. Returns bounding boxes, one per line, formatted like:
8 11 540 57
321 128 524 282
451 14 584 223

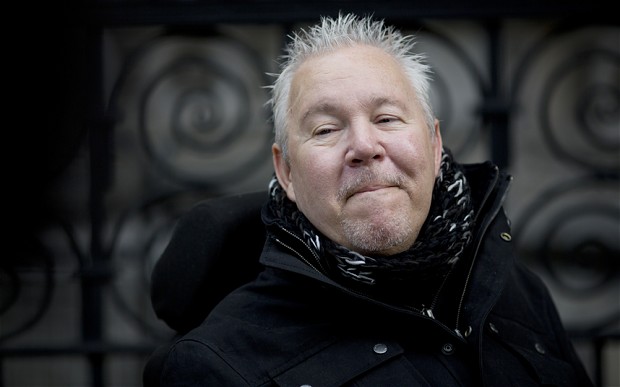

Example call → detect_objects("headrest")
150 191 267 333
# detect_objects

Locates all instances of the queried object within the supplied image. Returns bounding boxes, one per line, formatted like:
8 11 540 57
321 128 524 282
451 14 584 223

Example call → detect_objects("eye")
376 116 397 124
314 126 338 137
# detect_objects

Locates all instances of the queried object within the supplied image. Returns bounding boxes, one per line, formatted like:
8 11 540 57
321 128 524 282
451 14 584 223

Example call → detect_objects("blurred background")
2 1 619 386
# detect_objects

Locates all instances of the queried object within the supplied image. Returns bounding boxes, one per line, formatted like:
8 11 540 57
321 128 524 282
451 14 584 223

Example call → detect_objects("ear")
272 143 297 202
433 119 443 177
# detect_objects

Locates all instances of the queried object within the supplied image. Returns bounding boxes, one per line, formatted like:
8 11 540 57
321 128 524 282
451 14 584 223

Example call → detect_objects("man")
155 13 593 386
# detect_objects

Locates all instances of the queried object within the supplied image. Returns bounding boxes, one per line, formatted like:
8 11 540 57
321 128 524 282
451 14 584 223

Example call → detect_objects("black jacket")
157 162 593 386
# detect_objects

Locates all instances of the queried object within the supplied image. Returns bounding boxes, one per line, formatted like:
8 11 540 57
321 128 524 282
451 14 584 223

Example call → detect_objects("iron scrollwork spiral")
117 32 273 189
410 22 488 160
509 23 619 332
540 48 619 171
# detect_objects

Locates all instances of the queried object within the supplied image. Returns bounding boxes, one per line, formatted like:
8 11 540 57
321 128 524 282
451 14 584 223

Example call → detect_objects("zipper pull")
422 306 435 319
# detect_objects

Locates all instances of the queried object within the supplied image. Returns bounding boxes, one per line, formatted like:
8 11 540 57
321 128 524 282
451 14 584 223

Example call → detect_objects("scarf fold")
267 148 474 291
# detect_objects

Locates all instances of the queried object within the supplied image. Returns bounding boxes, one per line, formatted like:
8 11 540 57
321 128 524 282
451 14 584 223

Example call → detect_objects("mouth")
338 170 405 202
350 185 393 197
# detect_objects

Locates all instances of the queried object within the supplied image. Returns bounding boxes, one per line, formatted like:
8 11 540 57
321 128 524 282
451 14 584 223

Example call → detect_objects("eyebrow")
300 102 339 124
300 96 408 124
362 96 409 112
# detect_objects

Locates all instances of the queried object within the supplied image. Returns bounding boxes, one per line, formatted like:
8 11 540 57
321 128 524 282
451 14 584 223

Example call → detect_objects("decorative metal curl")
407 22 489 159
540 49 619 171
510 22 619 172
513 174 620 295
106 190 213 340
109 31 273 190
0 236 54 343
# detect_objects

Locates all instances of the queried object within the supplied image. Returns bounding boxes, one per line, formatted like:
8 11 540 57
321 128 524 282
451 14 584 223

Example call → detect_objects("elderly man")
154 13 593 386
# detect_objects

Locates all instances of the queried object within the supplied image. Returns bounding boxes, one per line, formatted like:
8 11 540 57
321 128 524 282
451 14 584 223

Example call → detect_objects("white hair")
267 13 436 160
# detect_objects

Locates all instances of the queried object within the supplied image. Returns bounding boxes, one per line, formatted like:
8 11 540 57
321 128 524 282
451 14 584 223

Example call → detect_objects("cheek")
292 166 329 198
290 157 338 208
389 134 439 184
392 136 429 165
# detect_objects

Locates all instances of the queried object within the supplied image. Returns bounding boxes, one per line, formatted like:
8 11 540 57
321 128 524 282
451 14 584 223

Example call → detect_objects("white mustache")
337 169 405 201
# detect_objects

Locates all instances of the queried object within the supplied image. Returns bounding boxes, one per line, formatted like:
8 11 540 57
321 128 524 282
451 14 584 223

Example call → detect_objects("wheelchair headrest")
150 191 267 333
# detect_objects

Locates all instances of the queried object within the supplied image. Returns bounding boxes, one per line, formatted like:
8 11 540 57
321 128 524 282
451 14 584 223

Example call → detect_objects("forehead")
289 45 416 116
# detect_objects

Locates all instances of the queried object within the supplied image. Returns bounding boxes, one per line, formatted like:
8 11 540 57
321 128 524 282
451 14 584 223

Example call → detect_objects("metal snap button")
489 322 499 334
500 232 512 242
535 342 546 355
373 343 388 354
442 343 455 355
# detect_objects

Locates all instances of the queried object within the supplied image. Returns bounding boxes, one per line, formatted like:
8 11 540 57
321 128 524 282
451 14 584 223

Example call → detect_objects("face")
273 44 442 256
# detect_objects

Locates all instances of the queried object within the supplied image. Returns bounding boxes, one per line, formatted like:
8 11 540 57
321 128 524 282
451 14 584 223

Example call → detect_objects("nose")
344 120 385 166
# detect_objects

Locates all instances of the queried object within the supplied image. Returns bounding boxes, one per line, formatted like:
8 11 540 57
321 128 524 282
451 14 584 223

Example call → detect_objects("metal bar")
0 343 158 357
486 20 510 169
84 25 109 387
75 1 618 27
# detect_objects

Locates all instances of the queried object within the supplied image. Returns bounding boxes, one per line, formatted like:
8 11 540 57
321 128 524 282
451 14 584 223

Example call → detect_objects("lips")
342 179 403 200
338 169 405 201
351 185 393 197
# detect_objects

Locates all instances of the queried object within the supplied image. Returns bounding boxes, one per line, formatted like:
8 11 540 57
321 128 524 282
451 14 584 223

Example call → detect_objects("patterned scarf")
267 148 474 290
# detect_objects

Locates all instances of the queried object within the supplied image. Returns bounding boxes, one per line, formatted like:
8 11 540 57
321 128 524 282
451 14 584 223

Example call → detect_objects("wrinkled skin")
273 44 443 256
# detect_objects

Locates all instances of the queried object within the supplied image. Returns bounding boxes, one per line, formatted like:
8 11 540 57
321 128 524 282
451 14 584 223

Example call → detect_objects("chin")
341 215 416 256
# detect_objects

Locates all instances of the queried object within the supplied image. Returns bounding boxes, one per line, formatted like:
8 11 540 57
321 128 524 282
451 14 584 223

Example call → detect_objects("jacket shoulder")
161 267 341 385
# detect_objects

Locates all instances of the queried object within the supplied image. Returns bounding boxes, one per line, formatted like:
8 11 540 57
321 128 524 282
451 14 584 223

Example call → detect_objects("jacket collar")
456 162 514 339
260 161 513 337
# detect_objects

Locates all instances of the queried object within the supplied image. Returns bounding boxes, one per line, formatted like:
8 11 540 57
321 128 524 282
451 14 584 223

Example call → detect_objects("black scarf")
267 148 474 294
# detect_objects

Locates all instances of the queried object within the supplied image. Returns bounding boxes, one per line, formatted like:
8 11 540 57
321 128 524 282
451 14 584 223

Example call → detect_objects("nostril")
349 152 382 165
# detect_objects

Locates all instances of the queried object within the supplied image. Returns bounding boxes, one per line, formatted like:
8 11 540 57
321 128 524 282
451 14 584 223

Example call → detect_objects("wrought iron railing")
1 2 617 386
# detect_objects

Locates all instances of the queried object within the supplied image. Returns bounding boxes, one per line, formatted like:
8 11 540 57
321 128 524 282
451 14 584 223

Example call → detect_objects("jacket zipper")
453 169 512 337
269 168 510 341
272 227 467 341
274 226 327 273
424 265 454 319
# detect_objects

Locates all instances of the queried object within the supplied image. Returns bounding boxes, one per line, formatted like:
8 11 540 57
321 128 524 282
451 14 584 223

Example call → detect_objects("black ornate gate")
2 2 618 386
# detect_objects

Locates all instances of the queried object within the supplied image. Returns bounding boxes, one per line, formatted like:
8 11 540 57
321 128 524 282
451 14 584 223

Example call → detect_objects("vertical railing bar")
84 24 110 387
485 19 511 169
